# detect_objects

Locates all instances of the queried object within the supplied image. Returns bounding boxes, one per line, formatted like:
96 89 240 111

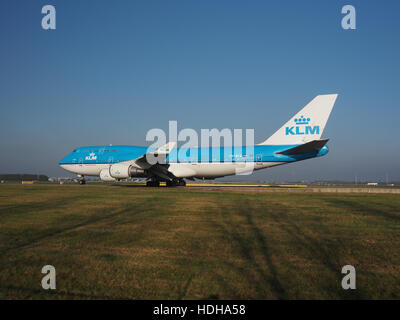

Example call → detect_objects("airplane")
59 94 337 186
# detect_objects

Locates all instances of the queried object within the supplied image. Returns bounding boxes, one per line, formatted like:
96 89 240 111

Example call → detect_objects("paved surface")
7 183 400 193
186 184 400 194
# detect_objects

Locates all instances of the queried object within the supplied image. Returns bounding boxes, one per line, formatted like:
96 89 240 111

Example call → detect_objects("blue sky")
0 0 399 181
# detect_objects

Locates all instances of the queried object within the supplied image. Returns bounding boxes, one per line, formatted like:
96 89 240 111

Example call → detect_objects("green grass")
0 184 399 299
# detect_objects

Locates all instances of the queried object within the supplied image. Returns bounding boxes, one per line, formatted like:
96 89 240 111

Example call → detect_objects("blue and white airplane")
59 94 337 186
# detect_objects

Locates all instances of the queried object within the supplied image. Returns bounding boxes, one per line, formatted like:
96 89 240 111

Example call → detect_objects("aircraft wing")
277 139 329 156
132 142 177 180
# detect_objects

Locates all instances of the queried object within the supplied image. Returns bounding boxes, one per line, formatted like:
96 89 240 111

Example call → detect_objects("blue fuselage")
59 144 328 166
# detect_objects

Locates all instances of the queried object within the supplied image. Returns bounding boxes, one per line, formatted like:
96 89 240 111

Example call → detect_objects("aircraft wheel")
178 179 186 187
146 180 160 187
79 179 86 185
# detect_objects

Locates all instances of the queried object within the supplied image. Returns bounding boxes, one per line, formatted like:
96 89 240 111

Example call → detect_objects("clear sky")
1 0 399 181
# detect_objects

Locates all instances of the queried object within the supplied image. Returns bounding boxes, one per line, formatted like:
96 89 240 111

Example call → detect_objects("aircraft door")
256 154 262 166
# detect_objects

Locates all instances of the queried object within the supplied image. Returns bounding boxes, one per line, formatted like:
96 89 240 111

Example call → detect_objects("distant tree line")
0 174 49 181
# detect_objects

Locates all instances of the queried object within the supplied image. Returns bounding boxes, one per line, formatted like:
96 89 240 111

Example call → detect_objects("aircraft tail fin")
259 94 338 145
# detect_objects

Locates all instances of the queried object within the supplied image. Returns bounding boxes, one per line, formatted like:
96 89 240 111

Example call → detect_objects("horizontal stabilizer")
277 139 329 155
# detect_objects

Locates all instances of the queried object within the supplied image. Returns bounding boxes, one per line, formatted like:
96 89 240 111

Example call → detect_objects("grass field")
0 184 399 299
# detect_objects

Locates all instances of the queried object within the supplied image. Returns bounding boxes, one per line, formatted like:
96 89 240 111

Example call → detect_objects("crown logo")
294 115 310 125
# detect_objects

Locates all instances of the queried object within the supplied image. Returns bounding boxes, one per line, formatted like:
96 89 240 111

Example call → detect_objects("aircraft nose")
59 162 66 170
59 154 76 173
59 154 69 167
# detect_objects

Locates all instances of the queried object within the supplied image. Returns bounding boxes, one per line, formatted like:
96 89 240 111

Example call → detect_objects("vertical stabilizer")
259 94 338 145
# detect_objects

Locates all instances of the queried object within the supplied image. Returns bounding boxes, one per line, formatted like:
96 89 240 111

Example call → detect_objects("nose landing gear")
77 175 86 185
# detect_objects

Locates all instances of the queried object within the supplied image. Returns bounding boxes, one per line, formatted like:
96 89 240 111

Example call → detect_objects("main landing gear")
166 179 186 187
145 179 186 187
146 180 160 187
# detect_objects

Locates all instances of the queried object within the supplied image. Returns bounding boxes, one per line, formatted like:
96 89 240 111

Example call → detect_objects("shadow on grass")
268 208 362 299
323 197 400 223
209 196 364 299
209 199 287 299
177 274 194 300
0 195 87 219
1 284 130 299
0 205 140 257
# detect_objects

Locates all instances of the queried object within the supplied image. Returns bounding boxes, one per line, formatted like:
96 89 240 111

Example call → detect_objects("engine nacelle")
109 164 131 179
99 168 116 182
109 164 147 179
129 167 147 178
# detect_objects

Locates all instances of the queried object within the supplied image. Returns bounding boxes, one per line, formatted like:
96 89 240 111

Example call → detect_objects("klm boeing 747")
59 94 338 186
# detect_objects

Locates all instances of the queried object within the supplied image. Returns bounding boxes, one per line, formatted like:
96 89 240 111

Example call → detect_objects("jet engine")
109 164 147 179
99 168 117 182
129 167 147 178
